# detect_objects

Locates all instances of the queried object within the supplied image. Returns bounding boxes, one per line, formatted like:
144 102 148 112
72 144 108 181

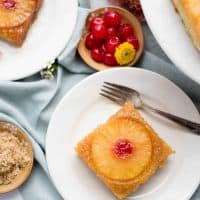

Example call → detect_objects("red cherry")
104 53 118 66
3 0 16 9
92 24 107 40
104 10 121 27
90 17 105 30
102 43 107 53
126 35 140 50
113 139 134 159
119 24 134 40
105 36 121 54
85 32 100 50
106 27 117 39
91 47 105 63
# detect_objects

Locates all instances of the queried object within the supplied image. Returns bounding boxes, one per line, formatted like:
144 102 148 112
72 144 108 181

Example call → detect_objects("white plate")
0 0 78 80
140 0 200 84
46 68 200 200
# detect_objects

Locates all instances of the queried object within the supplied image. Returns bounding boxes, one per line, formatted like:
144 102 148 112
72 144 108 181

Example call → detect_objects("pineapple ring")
0 0 36 28
92 118 152 181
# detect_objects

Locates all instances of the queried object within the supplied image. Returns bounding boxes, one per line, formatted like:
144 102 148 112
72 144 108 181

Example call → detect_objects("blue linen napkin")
0 0 199 200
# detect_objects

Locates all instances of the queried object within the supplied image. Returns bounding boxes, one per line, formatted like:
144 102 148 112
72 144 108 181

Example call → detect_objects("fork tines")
100 82 136 105
103 82 138 94
99 91 126 105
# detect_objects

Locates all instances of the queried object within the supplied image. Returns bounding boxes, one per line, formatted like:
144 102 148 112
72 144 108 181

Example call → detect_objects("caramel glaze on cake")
76 102 174 199
173 0 200 51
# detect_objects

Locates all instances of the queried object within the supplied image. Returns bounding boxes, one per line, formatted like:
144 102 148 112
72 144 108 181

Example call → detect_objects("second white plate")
141 0 200 84
0 0 78 80
46 68 200 200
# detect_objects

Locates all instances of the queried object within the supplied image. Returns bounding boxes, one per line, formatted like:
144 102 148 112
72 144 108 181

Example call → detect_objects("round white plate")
0 0 78 81
46 68 200 200
140 1 200 84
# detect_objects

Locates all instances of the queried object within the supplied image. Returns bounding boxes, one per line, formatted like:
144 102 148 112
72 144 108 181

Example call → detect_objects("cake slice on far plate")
0 0 43 46
173 0 200 51
76 102 174 199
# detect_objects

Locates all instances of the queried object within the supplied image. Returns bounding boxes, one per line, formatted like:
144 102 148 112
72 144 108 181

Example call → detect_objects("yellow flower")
114 42 136 65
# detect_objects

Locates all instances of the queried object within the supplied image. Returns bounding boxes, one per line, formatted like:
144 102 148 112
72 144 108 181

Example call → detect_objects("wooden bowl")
0 121 34 194
78 6 144 71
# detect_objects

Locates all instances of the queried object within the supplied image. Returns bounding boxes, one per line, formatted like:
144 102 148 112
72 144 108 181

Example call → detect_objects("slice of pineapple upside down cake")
76 102 174 199
0 0 43 46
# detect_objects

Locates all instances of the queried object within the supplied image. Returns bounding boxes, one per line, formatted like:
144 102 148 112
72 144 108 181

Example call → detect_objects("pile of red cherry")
85 9 140 66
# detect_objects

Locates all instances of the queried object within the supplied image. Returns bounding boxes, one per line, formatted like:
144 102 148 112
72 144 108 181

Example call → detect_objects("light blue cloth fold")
0 0 199 200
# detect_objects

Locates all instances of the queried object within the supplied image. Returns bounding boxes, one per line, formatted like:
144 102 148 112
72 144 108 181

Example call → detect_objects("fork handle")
143 103 200 134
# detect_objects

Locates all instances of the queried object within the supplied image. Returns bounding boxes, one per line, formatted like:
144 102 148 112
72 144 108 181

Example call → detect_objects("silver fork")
100 82 200 134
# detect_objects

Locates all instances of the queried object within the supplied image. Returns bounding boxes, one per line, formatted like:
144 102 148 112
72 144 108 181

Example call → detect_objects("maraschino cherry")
3 0 16 9
113 139 134 159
